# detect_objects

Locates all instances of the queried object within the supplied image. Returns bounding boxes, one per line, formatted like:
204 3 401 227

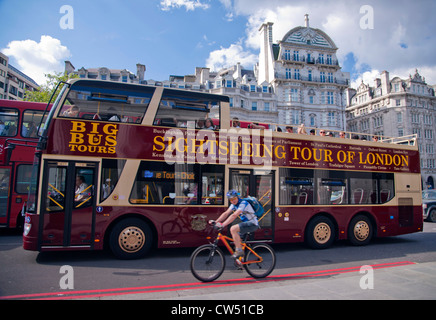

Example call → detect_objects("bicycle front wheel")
190 244 226 282
244 243 276 279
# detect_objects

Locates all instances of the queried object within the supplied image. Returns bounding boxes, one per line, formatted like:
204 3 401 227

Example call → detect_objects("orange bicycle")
190 224 276 282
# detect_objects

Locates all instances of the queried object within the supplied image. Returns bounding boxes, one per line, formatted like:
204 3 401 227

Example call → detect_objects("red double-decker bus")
22 79 422 259
0 100 50 229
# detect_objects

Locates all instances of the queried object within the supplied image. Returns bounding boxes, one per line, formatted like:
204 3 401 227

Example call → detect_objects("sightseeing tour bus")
22 79 423 259
0 100 50 229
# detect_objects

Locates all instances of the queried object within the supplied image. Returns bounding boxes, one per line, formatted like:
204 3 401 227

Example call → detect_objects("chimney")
380 71 390 95
258 22 274 84
136 63 146 81
64 61 75 74
200 68 210 84
304 14 310 28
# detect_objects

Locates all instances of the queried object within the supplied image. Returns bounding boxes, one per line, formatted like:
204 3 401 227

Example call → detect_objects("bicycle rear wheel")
243 243 276 279
190 244 226 282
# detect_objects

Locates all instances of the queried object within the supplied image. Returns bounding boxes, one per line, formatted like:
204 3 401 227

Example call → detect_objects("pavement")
98 259 436 300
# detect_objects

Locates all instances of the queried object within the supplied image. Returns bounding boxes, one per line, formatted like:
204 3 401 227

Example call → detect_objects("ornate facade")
346 69 436 189
258 15 350 130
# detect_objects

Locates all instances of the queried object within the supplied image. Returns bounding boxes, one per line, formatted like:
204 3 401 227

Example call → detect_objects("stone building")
0 52 39 100
346 69 436 189
258 15 350 130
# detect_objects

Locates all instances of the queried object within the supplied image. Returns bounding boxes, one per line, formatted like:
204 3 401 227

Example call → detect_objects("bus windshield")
57 81 155 123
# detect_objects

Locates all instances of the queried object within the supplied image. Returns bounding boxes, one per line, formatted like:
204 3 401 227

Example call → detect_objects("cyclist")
209 190 259 259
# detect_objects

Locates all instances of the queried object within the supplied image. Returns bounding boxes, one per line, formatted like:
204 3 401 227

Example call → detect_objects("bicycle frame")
208 232 263 265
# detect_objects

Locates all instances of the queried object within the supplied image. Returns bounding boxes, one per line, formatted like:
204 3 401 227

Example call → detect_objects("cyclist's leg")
233 221 259 254
230 224 242 254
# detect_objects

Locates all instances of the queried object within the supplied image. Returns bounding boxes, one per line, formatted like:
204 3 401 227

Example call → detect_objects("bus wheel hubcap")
354 221 370 241
314 223 331 244
119 227 145 253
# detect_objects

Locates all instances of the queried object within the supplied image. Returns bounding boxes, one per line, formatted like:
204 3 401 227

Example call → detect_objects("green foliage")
24 72 78 103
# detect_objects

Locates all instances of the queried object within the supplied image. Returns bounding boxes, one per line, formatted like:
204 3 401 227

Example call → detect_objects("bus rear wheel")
348 215 373 246
109 218 153 259
305 216 335 249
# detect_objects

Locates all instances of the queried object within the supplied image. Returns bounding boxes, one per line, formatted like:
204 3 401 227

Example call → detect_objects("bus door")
40 160 97 248
229 169 274 241
0 166 11 226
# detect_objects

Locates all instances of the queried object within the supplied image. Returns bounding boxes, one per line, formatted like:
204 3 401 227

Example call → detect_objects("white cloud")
206 43 257 71
2 35 71 85
160 0 210 11
351 69 381 89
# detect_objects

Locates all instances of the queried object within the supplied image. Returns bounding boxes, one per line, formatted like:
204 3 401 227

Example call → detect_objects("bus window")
0 168 10 217
16 164 33 194
319 179 348 205
349 175 376 204
0 107 18 136
46 166 67 212
154 90 221 130
101 159 126 201
74 166 94 209
59 85 154 123
22 110 45 138
130 161 224 205
130 161 198 205
380 176 394 203
201 165 224 205
279 168 314 205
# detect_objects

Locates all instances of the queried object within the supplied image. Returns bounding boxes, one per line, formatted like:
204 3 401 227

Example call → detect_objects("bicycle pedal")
234 259 243 270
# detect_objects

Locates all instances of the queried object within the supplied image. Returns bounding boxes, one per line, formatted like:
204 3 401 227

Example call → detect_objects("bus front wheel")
109 218 153 259
305 216 336 249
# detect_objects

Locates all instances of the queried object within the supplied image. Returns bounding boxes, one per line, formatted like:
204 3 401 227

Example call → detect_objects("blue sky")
1 0 436 87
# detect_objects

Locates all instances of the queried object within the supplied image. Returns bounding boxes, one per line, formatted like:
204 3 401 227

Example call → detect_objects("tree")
24 72 78 103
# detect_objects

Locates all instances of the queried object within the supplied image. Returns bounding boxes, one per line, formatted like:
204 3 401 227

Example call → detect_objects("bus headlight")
23 223 31 236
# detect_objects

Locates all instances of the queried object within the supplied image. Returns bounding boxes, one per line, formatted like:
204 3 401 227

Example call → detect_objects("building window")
293 50 299 61
264 102 270 112
398 128 404 137
291 88 299 102
286 68 292 79
320 72 326 83
327 72 333 83
319 54 324 64
397 112 403 123
226 80 232 88
308 70 312 81
327 112 335 126
284 49 291 60
252 101 257 111
327 54 332 65
294 69 300 80
327 92 334 105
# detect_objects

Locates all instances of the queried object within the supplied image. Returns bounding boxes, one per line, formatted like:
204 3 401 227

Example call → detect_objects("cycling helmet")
226 189 240 199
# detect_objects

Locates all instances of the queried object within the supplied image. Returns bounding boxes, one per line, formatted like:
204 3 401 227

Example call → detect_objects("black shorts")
238 221 259 235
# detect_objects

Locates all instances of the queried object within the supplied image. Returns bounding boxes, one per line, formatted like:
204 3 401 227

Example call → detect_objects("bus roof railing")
232 120 417 146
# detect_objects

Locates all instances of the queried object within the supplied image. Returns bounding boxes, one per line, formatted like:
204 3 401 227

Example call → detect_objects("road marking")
0 261 415 300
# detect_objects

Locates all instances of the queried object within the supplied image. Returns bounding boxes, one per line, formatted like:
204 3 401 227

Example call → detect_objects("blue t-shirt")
229 200 258 225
